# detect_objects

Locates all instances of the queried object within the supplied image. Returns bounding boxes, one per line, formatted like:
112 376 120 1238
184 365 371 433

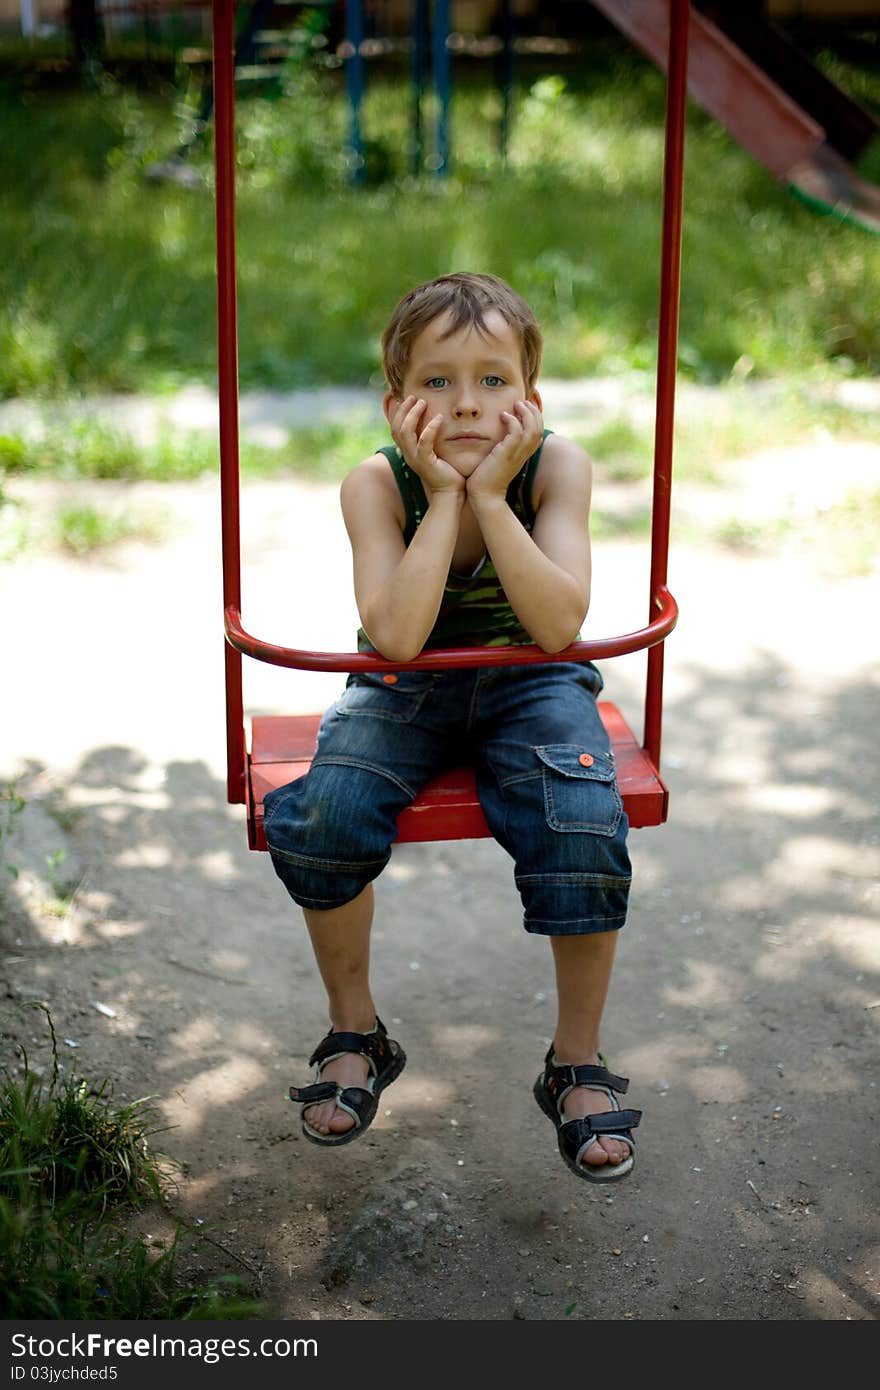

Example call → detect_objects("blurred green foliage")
2 48 879 399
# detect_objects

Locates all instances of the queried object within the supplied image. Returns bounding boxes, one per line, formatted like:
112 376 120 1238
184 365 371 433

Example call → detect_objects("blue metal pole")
411 0 430 175
345 0 366 183
432 0 451 176
498 0 515 165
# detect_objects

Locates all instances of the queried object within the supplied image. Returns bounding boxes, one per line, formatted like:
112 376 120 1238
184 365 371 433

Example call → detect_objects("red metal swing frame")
213 0 690 850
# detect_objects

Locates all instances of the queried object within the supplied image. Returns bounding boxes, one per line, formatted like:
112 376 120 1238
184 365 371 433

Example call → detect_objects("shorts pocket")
535 743 623 837
335 671 435 724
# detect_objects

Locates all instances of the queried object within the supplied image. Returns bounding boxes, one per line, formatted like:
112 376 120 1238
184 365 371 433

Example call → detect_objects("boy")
263 273 641 1182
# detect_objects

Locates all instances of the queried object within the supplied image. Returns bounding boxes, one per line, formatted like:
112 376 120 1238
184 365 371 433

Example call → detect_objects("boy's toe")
326 1106 356 1134
582 1138 609 1167
582 1136 625 1167
303 1102 326 1134
304 1099 353 1135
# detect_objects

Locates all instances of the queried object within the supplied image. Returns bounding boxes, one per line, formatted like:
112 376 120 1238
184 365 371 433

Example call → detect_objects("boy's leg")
300 884 377 1138
474 661 634 1173
550 931 630 1170
265 671 468 1139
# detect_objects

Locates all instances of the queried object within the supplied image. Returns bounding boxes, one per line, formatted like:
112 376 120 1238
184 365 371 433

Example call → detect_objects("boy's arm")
341 456 465 663
469 433 592 653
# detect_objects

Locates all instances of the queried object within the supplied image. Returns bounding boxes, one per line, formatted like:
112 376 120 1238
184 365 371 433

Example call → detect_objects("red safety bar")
211 0 689 842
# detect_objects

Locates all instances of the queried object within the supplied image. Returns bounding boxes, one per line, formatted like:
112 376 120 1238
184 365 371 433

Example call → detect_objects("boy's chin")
448 460 482 479
444 451 490 478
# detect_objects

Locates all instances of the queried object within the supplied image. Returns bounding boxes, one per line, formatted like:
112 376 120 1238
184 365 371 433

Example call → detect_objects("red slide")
591 0 880 233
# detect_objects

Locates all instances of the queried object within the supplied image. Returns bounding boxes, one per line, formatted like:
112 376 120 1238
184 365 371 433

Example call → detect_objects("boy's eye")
425 377 448 389
483 375 505 388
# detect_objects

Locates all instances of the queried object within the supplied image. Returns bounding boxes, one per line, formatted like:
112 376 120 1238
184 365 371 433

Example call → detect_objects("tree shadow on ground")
2 651 877 1319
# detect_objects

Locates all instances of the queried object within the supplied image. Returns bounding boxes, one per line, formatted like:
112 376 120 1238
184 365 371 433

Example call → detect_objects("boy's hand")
467 400 544 505
388 395 466 496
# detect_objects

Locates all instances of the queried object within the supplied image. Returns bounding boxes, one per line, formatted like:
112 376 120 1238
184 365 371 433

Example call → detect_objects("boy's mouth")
446 433 489 443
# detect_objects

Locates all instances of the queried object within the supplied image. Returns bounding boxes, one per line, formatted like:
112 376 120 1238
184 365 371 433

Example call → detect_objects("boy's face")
386 309 541 477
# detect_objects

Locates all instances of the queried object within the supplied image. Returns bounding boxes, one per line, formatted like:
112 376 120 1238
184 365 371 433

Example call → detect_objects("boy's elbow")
379 642 424 664
538 596 589 653
538 631 579 655
535 620 581 655
363 625 424 665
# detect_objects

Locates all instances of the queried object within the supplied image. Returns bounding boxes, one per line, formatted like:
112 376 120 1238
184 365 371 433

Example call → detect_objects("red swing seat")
246 700 669 852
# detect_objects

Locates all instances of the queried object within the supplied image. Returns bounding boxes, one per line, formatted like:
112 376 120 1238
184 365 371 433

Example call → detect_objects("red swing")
212 0 689 850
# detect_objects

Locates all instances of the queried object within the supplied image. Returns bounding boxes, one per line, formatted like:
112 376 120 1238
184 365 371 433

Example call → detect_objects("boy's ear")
530 387 543 412
382 390 400 427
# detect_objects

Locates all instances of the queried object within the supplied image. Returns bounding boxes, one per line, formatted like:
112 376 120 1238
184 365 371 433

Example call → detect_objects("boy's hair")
382 272 543 396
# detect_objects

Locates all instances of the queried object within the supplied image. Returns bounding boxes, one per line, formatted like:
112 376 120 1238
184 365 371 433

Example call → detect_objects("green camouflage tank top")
357 431 550 652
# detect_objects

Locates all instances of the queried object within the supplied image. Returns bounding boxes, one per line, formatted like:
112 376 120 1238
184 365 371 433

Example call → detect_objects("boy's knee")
270 858 382 912
263 762 403 909
516 868 631 936
512 805 632 935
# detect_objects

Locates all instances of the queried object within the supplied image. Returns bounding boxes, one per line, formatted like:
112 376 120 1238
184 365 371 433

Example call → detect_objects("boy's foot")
534 1049 641 1182
305 1055 632 1160
288 1018 407 1147
559 1066 632 1170
301 1052 371 1138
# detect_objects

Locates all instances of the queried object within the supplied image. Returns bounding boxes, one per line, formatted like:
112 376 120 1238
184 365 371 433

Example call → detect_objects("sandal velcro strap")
289 1081 340 1105
553 1063 629 1093
561 1107 642 1140
309 1019 390 1073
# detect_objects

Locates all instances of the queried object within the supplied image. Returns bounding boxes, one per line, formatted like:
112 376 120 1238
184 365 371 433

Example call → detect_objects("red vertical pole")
644 0 689 771
213 0 246 804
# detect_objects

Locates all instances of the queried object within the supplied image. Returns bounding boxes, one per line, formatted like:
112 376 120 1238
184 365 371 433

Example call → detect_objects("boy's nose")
453 393 480 418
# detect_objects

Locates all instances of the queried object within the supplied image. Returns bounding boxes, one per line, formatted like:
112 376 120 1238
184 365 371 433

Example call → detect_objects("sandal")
534 1048 641 1183
288 1017 406 1147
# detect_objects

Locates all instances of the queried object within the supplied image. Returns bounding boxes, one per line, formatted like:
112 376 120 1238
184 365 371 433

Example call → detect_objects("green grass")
0 415 387 560
0 422 223 481
0 783 26 883
579 417 654 483
0 414 385 483
0 1009 261 1318
2 48 880 399
2 1041 162 1208
0 424 206 481
0 435 175 557
54 502 159 555
581 385 880 485
717 483 880 577
814 47 880 185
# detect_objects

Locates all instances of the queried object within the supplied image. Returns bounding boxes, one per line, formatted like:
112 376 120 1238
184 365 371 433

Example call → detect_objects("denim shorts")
263 661 631 936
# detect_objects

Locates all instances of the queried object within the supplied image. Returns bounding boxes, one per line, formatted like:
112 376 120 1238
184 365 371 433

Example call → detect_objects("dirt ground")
1 381 878 1322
